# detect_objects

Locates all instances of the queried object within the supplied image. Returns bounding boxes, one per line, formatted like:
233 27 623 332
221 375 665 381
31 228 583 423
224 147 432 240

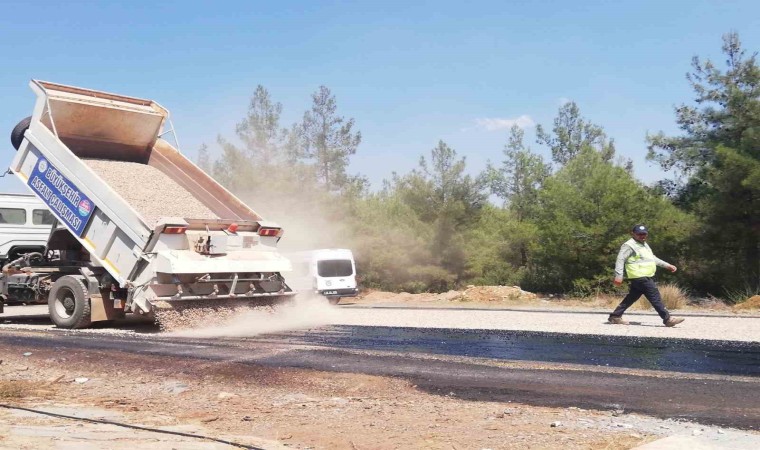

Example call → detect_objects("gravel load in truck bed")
83 159 219 226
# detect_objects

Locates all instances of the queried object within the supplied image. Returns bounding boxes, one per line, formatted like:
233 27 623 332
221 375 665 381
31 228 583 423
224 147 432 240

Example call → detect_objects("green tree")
207 85 296 193
210 135 255 192
487 125 551 219
485 125 550 267
347 189 440 292
234 85 289 167
647 32 760 294
196 85 364 251
648 33 760 175
301 86 362 192
196 143 211 172
685 146 760 292
391 141 487 288
464 205 532 286
536 101 616 165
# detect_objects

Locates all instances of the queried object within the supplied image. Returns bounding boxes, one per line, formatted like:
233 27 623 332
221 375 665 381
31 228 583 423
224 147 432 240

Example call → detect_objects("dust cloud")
164 294 342 338
236 187 354 253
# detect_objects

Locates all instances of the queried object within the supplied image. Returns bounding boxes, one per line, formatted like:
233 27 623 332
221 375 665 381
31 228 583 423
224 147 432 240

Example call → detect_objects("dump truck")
0 80 295 328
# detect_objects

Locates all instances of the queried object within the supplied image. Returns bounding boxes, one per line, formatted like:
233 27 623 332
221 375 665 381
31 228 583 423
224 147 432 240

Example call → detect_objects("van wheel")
48 276 92 329
328 297 340 305
10 116 32 150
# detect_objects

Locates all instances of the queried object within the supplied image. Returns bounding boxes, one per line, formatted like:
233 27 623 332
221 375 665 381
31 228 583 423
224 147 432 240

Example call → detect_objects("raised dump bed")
4 80 294 329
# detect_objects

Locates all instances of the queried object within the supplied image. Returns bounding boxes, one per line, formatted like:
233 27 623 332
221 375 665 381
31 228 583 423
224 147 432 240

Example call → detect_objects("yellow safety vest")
624 238 657 279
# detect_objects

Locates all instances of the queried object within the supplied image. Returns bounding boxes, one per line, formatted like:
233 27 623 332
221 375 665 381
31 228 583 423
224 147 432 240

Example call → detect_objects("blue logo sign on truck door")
27 157 95 236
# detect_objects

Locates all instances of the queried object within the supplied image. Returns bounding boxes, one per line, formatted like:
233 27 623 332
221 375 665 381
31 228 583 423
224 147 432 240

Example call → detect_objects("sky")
0 0 758 194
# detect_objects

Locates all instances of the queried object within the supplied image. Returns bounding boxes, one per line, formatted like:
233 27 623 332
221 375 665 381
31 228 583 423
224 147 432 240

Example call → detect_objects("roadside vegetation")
198 33 759 306
0 381 24 399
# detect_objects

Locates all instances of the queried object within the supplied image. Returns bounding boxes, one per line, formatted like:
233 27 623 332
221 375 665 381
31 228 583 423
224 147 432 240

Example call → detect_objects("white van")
285 249 358 304
0 193 55 264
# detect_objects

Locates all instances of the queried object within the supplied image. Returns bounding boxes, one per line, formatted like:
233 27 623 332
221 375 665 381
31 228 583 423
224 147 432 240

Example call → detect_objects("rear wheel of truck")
10 116 32 150
48 276 92 329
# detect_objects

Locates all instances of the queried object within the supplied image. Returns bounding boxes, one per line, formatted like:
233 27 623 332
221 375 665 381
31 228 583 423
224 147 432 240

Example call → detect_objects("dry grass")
575 293 620 309
0 380 35 399
734 295 760 311
658 283 689 310
628 296 653 310
629 283 688 310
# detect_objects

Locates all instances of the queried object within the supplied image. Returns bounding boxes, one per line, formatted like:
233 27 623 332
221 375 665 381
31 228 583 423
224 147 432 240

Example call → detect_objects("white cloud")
474 115 535 131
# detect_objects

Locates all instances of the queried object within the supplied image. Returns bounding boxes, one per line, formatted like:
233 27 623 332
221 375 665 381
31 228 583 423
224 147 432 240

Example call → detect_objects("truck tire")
48 276 92 329
10 116 32 150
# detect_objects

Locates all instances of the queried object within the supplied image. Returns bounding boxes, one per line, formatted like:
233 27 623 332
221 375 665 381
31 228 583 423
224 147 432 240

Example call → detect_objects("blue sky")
0 0 757 193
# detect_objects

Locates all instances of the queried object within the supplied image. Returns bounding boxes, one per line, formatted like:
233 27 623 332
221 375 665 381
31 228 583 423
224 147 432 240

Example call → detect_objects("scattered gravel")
83 159 218 226
154 300 262 331
151 300 273 332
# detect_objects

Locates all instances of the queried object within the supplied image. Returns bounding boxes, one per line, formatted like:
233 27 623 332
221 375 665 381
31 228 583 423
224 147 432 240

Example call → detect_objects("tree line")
198 33 759 301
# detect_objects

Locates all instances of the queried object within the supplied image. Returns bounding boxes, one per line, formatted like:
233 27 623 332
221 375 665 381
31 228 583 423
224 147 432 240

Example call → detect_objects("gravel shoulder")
332 307 760 342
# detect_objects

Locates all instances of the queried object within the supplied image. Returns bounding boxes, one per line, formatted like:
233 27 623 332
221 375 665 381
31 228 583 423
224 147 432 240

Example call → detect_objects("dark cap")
632 224 648 234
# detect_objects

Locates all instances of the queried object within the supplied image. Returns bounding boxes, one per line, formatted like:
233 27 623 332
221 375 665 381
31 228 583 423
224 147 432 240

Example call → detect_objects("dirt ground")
1 286 758 449
0 341 655 450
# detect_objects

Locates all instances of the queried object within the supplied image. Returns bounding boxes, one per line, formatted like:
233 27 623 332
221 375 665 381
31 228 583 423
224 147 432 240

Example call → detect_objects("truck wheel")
48 276 92 329
328 297 340 305
10 116 32 150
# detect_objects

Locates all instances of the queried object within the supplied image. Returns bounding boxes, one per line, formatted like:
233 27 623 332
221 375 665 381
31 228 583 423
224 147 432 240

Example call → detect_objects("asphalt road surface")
1 305 758 430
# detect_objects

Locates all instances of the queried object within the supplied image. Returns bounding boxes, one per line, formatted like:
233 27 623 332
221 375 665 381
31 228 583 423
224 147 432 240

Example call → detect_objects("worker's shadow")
605 321 661 327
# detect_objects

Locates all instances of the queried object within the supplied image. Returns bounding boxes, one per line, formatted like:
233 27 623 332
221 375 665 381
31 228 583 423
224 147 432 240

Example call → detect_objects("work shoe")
664 317 685 327
608 316 629 325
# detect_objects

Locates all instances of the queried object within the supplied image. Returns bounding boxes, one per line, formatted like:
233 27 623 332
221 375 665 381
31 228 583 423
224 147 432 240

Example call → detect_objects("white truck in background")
0 193 55 265
0 80 294 327
285 248 358 304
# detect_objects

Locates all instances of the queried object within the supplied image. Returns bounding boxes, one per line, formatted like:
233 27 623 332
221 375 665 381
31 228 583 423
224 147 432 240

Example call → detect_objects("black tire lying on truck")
48 276 92 329
10 116 31 150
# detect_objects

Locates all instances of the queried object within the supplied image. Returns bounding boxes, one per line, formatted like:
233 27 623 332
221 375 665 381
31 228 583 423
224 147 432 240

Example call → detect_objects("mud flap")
90 294 118 322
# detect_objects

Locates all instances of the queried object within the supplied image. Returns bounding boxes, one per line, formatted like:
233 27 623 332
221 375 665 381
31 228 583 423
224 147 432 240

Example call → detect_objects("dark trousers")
610 277 670 322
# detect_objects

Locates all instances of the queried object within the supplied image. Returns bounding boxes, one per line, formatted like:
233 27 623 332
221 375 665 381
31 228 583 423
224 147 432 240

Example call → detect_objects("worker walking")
609 224 685 327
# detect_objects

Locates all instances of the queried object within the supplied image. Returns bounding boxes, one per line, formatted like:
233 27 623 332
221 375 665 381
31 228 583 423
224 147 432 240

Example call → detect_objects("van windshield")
317 259 353 277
